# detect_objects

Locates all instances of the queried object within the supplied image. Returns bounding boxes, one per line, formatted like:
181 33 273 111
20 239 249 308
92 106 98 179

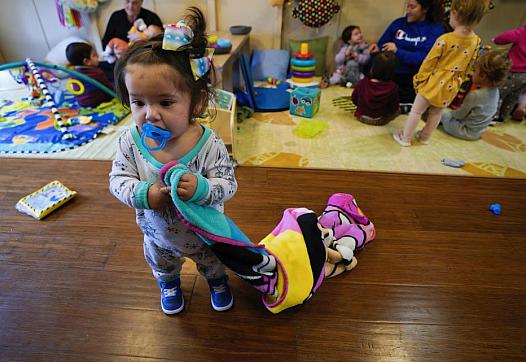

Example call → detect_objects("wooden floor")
1 158 525 361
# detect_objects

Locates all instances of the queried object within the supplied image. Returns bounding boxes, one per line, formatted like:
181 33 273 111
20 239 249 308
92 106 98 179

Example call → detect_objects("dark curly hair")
114 7 215 120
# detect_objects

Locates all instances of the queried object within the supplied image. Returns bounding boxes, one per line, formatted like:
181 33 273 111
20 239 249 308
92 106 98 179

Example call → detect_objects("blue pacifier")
141 123 172 151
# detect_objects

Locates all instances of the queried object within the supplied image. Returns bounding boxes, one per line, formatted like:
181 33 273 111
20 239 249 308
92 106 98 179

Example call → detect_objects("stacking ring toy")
293 51 314 59
291 76 313 83
291 58 316 67
66 79 84 95
291 70 316 77
291 65 316 72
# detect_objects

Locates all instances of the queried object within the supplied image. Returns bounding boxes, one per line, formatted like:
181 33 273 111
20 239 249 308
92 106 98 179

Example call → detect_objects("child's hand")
177 173 198 201
344 47 353 57
382 42 397 53
148 184 172 210
368 43 380 54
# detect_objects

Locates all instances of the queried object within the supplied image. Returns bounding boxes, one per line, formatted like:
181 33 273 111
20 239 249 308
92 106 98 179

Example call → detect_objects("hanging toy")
292 0 340 29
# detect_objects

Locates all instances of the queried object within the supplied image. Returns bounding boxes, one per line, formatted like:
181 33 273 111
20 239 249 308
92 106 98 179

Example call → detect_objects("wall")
0 0 97 62
282 0 526 74
0 0 525 64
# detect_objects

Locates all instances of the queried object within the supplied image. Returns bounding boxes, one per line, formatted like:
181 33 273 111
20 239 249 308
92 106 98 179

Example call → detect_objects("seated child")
351 51 399 125
65 42 114 108
440 50 510 140
321 25 370 88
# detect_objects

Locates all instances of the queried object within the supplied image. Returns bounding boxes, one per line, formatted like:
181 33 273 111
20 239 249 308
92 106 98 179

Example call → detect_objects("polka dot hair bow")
162 20 214 80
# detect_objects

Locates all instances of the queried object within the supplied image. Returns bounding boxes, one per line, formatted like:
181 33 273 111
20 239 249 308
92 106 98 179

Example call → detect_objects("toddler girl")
351 51 399 125
493 25 526 122
393 0 489 146
65 42 114 107
109 7 237 315
321 25 370 88
440 50 510 140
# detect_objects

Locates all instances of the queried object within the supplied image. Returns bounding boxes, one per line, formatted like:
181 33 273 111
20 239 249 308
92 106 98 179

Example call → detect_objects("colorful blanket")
0 95 128 154
160 161 327 313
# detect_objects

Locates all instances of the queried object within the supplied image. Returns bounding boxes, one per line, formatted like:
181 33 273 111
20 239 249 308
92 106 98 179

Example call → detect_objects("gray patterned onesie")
109 125 237 282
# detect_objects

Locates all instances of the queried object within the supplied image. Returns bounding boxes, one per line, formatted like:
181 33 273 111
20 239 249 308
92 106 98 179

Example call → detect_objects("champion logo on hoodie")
396 29 427 46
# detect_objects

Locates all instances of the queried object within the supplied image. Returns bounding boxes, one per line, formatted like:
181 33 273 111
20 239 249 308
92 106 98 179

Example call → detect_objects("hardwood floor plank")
1 158 525 361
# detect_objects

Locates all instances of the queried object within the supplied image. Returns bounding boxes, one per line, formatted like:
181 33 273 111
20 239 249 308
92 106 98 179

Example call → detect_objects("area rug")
234 86 526 178
0 95 129 154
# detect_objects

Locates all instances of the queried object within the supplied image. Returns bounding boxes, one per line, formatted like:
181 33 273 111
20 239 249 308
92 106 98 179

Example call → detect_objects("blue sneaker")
208 277 233 311
158 278 184 315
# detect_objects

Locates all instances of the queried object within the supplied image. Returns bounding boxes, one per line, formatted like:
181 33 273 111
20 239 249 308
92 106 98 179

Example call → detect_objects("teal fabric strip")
189 173 209 202
135 181 153 209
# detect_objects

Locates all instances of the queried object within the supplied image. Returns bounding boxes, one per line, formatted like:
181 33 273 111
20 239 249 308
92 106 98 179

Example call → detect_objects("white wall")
0 0 525 64
0 0 98 63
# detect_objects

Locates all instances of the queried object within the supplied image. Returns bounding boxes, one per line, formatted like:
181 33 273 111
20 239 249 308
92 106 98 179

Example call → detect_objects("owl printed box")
290 87 320 118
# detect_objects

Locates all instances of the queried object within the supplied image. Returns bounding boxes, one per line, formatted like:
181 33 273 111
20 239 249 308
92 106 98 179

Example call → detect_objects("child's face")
349 28 363 44
125 63 192 141
84 49 99 67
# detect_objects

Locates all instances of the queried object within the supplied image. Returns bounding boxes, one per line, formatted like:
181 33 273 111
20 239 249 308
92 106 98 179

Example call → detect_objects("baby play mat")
0 96 128 154
0 64 128 155
235 86 526 178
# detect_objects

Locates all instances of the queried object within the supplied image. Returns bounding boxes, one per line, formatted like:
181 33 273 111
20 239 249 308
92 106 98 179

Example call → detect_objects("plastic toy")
290 43 317 84
239 53 290 112
441 159 465 168
267 77 282 86
293 119 327 138
489 203 501 215
208 36 232 54
290 87 320 118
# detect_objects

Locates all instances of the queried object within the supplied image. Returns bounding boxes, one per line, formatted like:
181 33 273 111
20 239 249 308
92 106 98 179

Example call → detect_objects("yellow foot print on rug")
332 96 356 112
252 111 295 125
463 162 526 178
241 152 309 167
481 129 526 152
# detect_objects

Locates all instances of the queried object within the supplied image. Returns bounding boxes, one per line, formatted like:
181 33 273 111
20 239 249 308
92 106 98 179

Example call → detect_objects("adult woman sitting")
99 0 163 82
369 0 445 111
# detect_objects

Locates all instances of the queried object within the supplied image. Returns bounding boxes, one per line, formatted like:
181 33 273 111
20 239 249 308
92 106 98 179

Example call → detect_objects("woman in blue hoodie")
369 0 444 110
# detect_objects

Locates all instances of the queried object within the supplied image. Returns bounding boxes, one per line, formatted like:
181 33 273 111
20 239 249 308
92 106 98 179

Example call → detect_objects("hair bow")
162 20 214 80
